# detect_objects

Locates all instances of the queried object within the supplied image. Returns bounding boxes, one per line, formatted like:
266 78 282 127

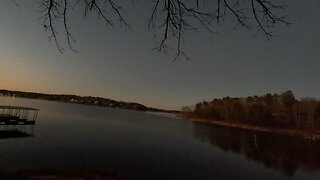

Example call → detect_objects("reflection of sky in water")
0 96 320 180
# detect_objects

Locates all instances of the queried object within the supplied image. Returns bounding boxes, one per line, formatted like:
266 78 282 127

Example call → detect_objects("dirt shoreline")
178 115 320 141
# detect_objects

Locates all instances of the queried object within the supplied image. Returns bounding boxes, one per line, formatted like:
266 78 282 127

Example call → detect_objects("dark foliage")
190 91 320 130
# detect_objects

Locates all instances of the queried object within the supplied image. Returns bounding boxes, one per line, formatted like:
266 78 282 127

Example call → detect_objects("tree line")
0 89 180 113
185 91 320 131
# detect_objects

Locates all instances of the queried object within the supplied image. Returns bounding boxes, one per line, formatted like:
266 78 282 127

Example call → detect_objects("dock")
0 105 39 137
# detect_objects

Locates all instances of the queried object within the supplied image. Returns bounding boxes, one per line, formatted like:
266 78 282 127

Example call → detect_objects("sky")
0 1 319 110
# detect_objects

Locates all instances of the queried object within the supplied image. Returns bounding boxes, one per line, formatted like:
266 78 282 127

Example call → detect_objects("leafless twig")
36 0 289 59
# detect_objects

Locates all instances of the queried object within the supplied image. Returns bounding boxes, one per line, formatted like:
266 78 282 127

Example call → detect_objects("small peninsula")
182 91 320 140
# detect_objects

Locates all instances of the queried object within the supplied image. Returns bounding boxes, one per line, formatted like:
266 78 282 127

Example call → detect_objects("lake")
0 96 320 179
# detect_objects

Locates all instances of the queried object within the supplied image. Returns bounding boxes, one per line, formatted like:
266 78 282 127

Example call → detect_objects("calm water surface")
0 97 320 179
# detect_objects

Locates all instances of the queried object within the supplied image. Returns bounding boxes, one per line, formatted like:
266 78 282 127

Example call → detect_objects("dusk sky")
0 1 319 110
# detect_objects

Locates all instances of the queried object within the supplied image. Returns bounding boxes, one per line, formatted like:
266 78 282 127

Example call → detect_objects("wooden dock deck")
0 105 38 125
0 105 38 137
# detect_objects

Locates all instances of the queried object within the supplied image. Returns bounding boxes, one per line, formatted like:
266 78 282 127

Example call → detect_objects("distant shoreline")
0 89 180 114
178 114 320 141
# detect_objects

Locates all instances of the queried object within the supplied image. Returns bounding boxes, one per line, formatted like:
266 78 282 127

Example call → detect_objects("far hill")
0 89 180 114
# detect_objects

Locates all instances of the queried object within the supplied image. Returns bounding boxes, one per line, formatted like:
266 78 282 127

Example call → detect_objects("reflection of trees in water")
192 122 320 177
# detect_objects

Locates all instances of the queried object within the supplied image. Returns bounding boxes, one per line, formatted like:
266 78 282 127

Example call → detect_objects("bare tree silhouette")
36 0 289 59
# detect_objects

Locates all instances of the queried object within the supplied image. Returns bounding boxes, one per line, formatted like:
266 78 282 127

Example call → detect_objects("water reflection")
192 122 320 177
0 129 33 139
0 123 36 139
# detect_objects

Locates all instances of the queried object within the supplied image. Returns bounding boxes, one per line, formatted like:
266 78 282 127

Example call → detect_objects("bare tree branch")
40 0 64 53
33 0 289 59
39 0 131 53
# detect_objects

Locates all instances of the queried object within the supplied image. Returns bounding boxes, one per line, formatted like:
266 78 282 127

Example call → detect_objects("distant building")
70 98 76 102
93 101 103 105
